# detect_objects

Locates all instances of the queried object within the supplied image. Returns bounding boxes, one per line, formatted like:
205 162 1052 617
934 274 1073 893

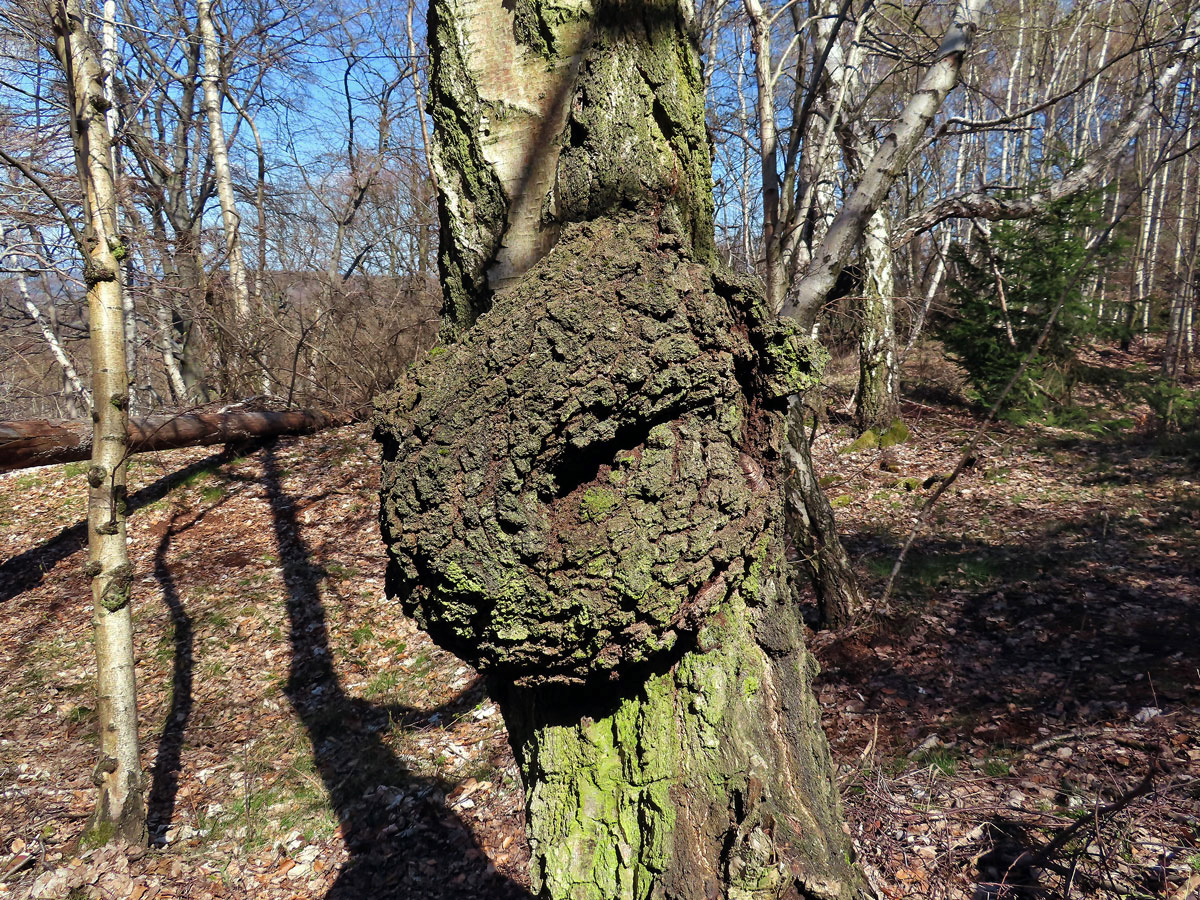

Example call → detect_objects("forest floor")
0 342 1197 900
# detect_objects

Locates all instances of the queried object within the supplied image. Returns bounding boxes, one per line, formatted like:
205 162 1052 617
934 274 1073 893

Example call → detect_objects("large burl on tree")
375 216 863 900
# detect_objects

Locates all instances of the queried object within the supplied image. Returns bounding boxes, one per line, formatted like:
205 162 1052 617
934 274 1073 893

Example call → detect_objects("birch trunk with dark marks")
854 208 899 434
784 401 864 630
784 0 987 328
197 0 251 324
377 1 863 896
54 0 147 846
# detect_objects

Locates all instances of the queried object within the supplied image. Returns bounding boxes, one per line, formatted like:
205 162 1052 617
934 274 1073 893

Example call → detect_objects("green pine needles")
938 193 1123 417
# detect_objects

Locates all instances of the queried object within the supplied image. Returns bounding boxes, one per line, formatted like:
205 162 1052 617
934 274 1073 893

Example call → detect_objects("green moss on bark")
376 217 819 686
553 0 714 263
377 215 860 898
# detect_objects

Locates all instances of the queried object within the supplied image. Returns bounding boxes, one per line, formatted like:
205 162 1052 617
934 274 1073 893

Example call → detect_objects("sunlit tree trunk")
54 0 147 846
18 273 91 415
385 1 866 896
197 0 251 324
854 208 899 433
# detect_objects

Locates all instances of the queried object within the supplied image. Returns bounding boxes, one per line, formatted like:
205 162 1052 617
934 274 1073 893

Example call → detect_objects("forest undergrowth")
0 341 1196 900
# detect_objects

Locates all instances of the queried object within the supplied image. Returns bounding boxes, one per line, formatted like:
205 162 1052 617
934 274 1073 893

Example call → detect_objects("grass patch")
364 671 401 699
911 746 959 777
982 757 1012 777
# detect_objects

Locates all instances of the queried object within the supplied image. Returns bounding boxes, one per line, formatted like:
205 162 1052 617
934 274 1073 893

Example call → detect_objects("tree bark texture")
197 0 252 323
854 209 899 434
379 3 864 895
54 0 147 846
428 0 714 337
378 218 860 899
0 409 350 474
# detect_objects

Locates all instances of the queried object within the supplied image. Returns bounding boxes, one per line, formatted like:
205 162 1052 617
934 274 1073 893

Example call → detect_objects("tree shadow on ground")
0 448 239 606
825 493 1200 747
146 511 195 843
259 443 530 900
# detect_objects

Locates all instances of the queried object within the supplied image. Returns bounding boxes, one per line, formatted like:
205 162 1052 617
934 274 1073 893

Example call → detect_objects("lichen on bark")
383 0 870 893
376 216 819 686
430 0 717 338
376 216 860 898
426 0 509 333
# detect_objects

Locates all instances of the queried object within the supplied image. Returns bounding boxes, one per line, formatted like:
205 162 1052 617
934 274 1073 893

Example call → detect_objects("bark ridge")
376 216 820 686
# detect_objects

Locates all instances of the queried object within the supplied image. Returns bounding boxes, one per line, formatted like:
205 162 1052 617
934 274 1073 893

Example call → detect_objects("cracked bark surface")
378 1 865 895
377 216 860 899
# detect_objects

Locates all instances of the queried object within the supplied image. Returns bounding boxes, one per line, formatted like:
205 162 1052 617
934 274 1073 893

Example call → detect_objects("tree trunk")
0 409 349 474
54 0 147 846
495 561 853 899
380 1 862 896
853 208 899 435
379 216 862 900
785 401 865 629
197 0 252 324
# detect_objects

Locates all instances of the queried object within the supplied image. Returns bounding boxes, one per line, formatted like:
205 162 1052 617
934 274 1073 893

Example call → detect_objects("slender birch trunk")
197 0 251 324
785 0 988 327
742 0 787 309
54 0 147 846
16 271 92 413
855 207 900 432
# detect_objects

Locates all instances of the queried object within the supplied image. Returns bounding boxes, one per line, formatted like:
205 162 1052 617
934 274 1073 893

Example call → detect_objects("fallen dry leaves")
0 342 1195 899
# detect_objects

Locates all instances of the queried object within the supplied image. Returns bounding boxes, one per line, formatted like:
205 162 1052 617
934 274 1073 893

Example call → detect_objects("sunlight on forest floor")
0 342 1196 900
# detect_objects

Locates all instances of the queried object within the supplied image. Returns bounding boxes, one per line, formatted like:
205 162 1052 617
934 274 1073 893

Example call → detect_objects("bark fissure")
379 1 872 895
377 216 858 898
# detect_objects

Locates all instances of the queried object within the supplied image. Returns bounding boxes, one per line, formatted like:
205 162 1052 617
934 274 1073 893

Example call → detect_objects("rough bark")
0 409 350 474
377 217 859 898
428 0 714 337
54 0 147 846
383 3 872 896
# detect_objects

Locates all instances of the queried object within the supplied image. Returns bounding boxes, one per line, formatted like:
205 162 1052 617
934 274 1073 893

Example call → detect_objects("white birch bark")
742 0 786 307
784 0 988 327
17 272 92 412
197 0 251 322
54 0 146 845
894 11 1200 246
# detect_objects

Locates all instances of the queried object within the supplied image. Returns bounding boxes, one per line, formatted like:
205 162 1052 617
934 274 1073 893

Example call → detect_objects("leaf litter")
0 344 1195 899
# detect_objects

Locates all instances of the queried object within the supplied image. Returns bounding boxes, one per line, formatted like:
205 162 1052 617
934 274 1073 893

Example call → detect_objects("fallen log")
0 408 352 474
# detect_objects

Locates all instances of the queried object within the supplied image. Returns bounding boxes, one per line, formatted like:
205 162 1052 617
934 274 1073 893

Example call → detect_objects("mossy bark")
496 566 856 900
378 218 862 898
429 0 714 338
380 2 865 895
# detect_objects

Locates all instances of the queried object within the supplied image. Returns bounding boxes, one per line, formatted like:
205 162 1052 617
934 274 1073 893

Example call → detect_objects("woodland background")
0 0 1198 898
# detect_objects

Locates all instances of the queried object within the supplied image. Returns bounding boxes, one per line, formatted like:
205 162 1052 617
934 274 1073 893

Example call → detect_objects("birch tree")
377 0 985 896
53 0 147 845
197 0 251 324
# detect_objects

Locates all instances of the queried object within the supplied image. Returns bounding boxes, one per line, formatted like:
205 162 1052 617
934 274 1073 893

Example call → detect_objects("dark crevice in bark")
378 216 861 898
